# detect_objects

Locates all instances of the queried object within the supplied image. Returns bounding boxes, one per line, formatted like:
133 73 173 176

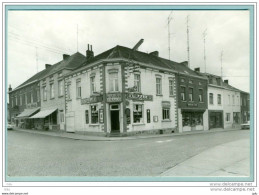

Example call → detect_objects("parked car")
7 123 14 130
241 121 250 130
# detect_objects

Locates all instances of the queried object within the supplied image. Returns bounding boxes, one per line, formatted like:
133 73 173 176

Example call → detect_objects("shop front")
30 108 58 130
16 107 40 129
181 109 205 131
208 110 223 129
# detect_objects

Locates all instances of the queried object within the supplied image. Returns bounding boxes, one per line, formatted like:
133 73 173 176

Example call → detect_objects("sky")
7 10 250 93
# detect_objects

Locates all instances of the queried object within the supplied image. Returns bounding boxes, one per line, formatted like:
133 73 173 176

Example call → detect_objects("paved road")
7 129 250 176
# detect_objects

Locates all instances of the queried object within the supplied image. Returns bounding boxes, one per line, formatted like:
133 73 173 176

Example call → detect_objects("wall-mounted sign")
81 96 103 105
126 93 153 101
99 109 104 123
187 103 198 107
26 102 38 109
107 93 122 103
162 101 171 108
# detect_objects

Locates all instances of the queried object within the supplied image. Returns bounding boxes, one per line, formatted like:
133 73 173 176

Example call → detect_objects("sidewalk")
11 127 242 141
160 138 250 177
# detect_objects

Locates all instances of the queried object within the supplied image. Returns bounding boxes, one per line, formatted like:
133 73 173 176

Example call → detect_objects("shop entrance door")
110 104 120 133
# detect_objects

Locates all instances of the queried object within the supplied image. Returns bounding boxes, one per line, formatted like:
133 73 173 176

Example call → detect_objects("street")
7 129 250 177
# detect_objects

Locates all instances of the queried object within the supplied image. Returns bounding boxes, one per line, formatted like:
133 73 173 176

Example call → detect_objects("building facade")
240 91 250 123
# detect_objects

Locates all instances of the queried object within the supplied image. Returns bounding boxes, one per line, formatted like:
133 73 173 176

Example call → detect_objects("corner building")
65 45 181 135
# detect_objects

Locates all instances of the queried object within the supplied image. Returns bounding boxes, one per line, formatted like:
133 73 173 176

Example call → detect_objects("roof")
76 45 205 79
12 52 85 92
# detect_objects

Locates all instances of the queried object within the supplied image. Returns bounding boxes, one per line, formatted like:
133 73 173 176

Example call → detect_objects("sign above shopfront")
187 103 198 107
126 93 153 101
26 102 38 109
81 96 103 105
107 93 122 103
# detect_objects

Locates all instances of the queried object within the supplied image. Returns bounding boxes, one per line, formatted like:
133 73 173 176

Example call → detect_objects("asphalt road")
7 129 250 176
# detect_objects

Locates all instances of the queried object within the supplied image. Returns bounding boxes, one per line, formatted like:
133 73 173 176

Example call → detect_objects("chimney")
149 51 159 57
63 54 70 60
8 84 12 92
132 39 144 51
181 61 189 67
86 44 94 61
194 67 200 72
45 64 51 69
224 79 229 84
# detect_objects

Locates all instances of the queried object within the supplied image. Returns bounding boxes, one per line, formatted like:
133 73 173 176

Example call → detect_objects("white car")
7 123 14 130
241 121 250 130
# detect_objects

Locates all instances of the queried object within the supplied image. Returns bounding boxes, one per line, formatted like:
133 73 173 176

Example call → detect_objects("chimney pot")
194 67 200 72
45 64 51 69
63 54 70 60
86 44 94 61
8 85 12 92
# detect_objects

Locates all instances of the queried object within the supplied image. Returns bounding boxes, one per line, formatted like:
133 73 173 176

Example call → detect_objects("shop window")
133 104 143 123
209 93 213 104
226 113 231 122
134 74 141 92
198 89 203 102
76 80 81 98
15 96 18 106
43 86 47 101
189 88 193 101
169 79 174 96
85 110 89 124
91 105 98 124
156 77 162 95
90 76 96 94
58 80 64 97
180 86 186 101
217 94 221 105
182 112 203 127
109 72 119 92
50 83 54 99
162 108 170 120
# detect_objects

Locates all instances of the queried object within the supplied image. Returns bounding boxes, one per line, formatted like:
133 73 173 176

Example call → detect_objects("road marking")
156 139 174 143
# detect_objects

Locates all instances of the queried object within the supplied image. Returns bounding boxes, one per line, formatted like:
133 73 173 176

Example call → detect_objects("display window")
91 105 98 124
182 112 203 127
133 104 143 123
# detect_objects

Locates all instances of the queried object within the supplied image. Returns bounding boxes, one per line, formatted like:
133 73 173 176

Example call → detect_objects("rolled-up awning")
16 107 40 118
30 108 57 119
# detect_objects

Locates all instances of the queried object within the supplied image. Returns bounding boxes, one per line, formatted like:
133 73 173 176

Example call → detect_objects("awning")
16 107 40 118
30 108 57 119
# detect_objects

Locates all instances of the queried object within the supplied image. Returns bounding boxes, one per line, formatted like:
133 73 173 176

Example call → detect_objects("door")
110 110 120 132
59 110 65 130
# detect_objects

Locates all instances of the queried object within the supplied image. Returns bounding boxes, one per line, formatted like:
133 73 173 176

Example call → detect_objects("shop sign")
26 102 38 109
162 101 171 107
187 103 198 107
107 93 122 103
126 93 153 101
81 96 103 105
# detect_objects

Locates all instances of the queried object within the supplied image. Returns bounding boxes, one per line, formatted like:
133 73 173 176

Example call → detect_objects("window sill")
132 123 145 126
162 120 171 122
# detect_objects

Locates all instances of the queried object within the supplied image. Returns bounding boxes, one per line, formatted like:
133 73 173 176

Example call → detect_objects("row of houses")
8 41 250 136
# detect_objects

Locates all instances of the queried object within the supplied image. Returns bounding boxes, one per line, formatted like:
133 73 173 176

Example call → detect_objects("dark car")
241 121 250 130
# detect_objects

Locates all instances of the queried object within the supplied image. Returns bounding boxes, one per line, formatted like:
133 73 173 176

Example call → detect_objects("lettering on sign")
81 96 103 105
26 102 38 109
187 103 198 107
126 93 153 101
106 93 122 103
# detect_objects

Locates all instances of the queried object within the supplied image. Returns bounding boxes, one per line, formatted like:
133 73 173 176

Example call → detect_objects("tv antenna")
167 11 173 60
186 15 190 68
220 50 224 78
203 29 207 73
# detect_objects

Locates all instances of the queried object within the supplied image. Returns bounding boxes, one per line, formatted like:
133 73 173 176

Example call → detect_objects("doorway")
110 104 120 133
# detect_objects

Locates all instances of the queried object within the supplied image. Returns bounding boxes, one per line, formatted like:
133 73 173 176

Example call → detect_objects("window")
20 95 22 106
90 76 96 94
109 72 118 92
217 94 221 105
228 95 231 105
50 84 54 99
182 112 203 127
189 88 193 101
60 110 64 123
232 95 235 105
37 89 40 102
156 77 162 95
237 96 239 105
27 93 30 104
162 108 170 120
133 104 143 123
181 86 186 101
91 105 98 124
169 79 174 96
134 74 141 92
15 96 18 106
67 84 71 100
76 80 81 98
209 93 213 104
43 86 47 101
85 110 89 124
226 113 231 122
31 91 33 103
198 89 203 102
58 80 64 96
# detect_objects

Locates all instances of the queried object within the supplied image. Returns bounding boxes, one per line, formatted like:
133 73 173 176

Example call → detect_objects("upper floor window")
37 89 40 102
156 77 162 95
20 95 22 106
58 80 64 97
76 80 81 98
31 91 33 103
109 72 118 92
181 78 185 83
217 94 221 105
232 95 235 105
27 93 30 104
50 83 54 99
228 95 231 105
237 96 239 105
90 76 96 94
169 79 174 96
134 74 141 92
180 86 186 101
198 89 203 102
216 78 221 86
189 88 193 101
43 86 47 101
209 93 213 104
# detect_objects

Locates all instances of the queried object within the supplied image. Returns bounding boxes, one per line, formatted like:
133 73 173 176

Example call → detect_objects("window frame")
156 76 162 95
180 86 186 101
189 87 194 102
76 80 81 99
109 72 119 92
217 94 222 105
169 79 174 96
133 104 144 124
50 83 55 99
209 93 214 105
162 108 170 120
134 73 141 93
198 89 203 102
58 80 64 97
43 86 47 101
90 105 99 124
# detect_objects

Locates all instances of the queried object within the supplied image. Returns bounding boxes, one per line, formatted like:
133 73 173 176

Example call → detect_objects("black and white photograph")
2 2 256 195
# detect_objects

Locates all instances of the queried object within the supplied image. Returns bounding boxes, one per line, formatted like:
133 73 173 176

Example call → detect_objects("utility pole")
186 15 190 68
77 24 78 52
220 50 223 78
203 29 207 73
35 47 38 73
167 11 173 60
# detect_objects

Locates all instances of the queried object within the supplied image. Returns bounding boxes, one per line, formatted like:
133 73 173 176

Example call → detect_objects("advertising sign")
106 93 122 103
126 93 153 101
81 95 103 105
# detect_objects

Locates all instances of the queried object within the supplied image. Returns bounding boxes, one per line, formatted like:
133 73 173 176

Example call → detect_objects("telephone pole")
220 50 224 78
76 24 78 52
186 15 190 68
167 11 173 60
203 29 207 73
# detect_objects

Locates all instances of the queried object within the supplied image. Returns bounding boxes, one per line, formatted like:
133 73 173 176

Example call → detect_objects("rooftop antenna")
167 11 173 60
203 29 207 73
186 15 190 68
35 46 38 73
220 50 224 78
76 24 78 52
